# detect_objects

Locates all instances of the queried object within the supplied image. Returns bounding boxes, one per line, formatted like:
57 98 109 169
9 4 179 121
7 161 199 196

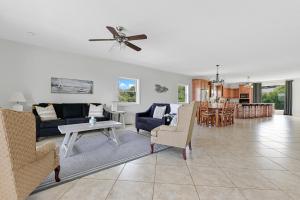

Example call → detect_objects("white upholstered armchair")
150 101 197 160
0 109 60 200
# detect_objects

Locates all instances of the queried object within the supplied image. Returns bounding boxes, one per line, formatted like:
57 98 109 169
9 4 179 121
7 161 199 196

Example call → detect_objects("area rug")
36 130 168 192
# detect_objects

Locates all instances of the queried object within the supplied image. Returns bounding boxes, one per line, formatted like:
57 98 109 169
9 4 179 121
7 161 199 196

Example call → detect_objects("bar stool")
254 104 259 118
263 105 267 117
250 104 255 118
244 105 251 118
237 105 243 118
268 104 273 117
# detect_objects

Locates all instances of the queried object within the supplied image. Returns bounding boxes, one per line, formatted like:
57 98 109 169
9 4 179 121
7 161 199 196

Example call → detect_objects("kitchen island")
235 103 274 119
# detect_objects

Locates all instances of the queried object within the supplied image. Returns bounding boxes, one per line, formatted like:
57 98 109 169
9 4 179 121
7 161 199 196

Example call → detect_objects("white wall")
0 39 191 123
293 78 300 117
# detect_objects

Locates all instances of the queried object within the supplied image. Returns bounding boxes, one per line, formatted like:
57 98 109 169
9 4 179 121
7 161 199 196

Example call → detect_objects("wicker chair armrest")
36 142 56 160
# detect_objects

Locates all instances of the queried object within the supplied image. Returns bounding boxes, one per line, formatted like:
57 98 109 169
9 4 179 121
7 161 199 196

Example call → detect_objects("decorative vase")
89 116 96 126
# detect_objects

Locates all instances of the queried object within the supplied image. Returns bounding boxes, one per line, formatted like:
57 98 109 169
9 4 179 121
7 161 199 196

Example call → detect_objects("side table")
110 111 126 128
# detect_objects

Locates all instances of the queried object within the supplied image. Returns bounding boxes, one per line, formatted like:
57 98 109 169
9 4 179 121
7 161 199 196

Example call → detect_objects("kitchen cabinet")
223 88 239 99
192 79 209 101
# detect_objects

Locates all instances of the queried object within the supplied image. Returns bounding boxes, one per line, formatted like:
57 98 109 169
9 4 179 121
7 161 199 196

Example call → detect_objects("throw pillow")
153 106 167 119
170 115 178 126
170 104 181 114
35 105 58 121
89 104 104 117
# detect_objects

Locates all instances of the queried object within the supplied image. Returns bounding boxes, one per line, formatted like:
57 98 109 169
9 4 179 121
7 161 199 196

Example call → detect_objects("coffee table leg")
65 132 78 157
110 127 120 145
62 132 71 148
102 128 109 138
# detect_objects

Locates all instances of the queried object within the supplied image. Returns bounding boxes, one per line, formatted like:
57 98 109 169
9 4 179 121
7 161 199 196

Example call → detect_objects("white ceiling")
1 0 300 83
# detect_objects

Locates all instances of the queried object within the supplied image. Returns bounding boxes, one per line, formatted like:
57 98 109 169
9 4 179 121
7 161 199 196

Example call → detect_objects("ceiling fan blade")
106 26 119 37
88 39 116 41
126 34 147 41
124 41 142 51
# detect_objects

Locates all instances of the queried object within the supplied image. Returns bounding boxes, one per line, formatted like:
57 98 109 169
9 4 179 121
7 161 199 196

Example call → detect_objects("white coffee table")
58 120 122 157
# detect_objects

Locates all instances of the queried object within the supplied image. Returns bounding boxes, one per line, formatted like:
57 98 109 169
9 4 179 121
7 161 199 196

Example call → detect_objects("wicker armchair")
0 109 60 200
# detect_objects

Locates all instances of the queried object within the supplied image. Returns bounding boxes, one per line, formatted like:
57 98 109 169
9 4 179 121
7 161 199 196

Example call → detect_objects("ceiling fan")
89 26 147 51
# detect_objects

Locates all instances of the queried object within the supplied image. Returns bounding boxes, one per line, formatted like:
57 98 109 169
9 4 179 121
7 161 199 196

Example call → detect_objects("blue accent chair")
135 103 171 133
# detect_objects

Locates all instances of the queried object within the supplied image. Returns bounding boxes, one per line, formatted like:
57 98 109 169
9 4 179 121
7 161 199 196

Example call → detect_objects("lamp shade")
111 101 119 112
9 92 26 103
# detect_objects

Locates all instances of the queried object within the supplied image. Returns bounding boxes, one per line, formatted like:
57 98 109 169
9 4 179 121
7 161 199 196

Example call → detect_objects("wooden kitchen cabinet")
193 81 252 101
223 88 230 98
239 84 253 103
232 88 239 98
239 85 251 94
192 79 209 101
222 88 239 99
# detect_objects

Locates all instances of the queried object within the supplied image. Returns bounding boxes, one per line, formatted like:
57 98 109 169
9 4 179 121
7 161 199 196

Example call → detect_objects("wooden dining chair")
218 102 230 127
200 101 215 127
227 103 235 125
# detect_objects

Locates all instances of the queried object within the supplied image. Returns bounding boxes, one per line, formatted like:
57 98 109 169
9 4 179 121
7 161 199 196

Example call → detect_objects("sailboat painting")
51 77 93 94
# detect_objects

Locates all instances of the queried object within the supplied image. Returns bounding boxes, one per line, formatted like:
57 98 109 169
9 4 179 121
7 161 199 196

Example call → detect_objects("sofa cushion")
52 104 64 118
95 116 109 122
39 119 66 128
137 117 163 124
65 117 89 125
62 104 84 118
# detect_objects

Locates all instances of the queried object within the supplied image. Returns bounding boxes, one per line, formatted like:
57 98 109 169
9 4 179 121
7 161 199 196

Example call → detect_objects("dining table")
197 103 225 127
208 104 224 127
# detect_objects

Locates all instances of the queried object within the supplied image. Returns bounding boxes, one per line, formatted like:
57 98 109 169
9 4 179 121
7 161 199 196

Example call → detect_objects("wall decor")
51 77 93 94
155 84 168 93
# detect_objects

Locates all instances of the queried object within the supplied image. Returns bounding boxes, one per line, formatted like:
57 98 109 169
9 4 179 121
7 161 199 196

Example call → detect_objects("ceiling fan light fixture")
116 26 124 32
88 26 147 52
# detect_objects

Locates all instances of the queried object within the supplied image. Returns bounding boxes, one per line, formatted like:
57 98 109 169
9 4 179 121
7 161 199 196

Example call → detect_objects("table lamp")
9 92 26 111
111 101 119 112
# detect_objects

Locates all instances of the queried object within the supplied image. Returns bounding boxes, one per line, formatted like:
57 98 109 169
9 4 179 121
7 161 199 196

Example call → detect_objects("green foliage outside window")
178 85 186 103
119 86 136 102
262 85 285 110
118 79 137 103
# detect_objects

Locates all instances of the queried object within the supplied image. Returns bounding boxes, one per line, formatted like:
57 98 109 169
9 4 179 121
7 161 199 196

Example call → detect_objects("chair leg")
54 165 61 182
137 128 140 134
150 144 154 154
182 148 186 160
188 141 192 150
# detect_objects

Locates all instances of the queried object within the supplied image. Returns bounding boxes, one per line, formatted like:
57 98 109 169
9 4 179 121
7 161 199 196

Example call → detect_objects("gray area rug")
36 130 168 192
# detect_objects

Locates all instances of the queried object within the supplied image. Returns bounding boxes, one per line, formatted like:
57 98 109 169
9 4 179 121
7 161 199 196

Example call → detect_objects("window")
118 78 139 104
262 85 285 110
178 84 189 103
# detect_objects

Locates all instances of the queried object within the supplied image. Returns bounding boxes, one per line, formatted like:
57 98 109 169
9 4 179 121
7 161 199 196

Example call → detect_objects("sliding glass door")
262 84 285 112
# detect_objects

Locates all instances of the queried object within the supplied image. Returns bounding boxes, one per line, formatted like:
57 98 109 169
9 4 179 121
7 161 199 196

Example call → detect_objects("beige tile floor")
28 115 300 200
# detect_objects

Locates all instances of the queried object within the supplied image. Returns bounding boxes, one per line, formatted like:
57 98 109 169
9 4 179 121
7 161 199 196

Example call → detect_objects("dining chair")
200 101 215 127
